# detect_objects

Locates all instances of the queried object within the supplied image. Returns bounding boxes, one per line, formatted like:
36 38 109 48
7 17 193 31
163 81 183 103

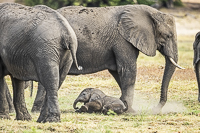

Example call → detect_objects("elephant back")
57 6 122 45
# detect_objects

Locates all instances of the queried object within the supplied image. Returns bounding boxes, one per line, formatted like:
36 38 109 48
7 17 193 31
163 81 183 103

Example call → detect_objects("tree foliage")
21 0 182 9
22 0 134 9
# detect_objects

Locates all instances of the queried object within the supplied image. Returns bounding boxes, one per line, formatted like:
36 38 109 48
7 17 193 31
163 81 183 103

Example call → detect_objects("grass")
1 35 200 133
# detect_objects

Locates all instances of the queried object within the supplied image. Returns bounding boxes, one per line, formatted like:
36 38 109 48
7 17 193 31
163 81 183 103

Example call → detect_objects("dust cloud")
132 92 187 115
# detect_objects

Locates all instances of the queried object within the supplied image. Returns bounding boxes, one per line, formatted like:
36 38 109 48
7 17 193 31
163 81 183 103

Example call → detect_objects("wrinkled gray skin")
0 3 79 123
32 5 180 114
193 32 200 102
73 88 127 114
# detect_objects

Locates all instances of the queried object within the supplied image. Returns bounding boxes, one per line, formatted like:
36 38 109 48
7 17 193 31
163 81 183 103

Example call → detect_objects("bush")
22 0 134 9
137 0 155 6
173 0 183 7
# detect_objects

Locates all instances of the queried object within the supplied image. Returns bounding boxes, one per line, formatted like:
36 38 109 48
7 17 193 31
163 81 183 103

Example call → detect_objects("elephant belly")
69 48 117 75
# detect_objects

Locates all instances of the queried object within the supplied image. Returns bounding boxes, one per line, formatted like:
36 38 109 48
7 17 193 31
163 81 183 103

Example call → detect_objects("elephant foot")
152 103 163 115
0 113 10 120
15 111 32 121
102 108 108 115
152 107 162 115
80 105 88 112
37 113 60 123
75 109 82 113
31 106 41 113
37 112 47 123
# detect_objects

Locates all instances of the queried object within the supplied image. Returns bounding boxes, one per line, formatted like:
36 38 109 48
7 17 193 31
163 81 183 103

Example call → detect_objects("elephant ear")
118 6 157 56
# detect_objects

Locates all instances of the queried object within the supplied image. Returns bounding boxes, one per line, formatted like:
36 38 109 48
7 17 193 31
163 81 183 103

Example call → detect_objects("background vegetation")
16 0 183 9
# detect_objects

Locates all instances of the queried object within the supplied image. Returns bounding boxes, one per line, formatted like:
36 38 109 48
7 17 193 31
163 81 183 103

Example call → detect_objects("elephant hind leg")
81 102 102 113
36 65 60 123
0 78 10 119
102 104 124 115
0 62 10 119
31 83 46 113
11 77 32 121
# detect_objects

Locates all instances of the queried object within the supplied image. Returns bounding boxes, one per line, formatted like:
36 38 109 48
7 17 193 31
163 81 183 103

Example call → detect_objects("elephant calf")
73 88 127 115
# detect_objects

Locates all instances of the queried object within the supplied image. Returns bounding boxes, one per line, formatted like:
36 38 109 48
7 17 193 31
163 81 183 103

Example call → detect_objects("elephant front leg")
109 69 136 114
109 65 137 114
120 80 136 114
12 77 32 121
0 78 10 119
113 44 139 115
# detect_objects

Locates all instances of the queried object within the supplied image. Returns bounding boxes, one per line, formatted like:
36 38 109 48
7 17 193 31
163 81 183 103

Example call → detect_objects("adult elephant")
0 3 80 123
32 5 183 114
193 32 200 102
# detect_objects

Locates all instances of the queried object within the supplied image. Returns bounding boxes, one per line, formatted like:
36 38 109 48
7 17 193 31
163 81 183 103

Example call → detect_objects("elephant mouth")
169 57 185 69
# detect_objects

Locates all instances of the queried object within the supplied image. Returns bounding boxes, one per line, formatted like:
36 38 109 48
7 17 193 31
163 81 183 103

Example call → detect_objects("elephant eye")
167 35 170 39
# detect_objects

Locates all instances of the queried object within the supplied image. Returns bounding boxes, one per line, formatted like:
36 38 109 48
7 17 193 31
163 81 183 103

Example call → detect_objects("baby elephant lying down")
73 88 127 114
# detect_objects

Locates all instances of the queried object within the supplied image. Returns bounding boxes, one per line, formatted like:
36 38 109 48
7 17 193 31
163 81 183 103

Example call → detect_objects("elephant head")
73 88 106 110
118 5 182 67
118 5 184 111
73 88 93 109
193 32 200 102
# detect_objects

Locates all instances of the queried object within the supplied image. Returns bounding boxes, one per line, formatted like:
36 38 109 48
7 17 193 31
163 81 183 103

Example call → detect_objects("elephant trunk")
195 61 200 102
155 56 176 112
73 99 79 109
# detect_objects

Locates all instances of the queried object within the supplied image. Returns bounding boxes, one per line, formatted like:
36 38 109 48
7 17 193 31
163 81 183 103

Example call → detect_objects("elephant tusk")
169 58 185 69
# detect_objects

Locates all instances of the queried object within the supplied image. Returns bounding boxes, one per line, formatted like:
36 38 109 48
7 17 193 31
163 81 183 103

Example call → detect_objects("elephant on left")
0 3 80 123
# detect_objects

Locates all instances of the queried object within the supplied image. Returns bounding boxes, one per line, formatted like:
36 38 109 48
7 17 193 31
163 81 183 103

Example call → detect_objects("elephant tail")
57 12 82 71
35 5 82 71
